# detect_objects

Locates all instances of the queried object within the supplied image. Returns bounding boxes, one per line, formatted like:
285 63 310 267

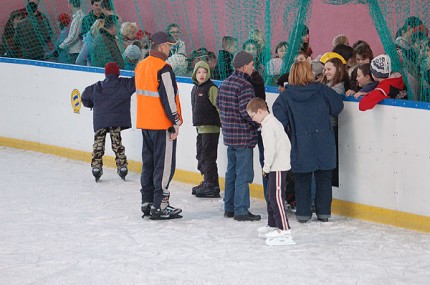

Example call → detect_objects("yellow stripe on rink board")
1 136 429 233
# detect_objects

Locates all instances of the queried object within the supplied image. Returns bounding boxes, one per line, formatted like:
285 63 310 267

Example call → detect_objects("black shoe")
196 184 220 198
92 167 103 182
298 219 309 224
191 182 204 195
224 211 234 218
234 211 261 221
318 218 329 222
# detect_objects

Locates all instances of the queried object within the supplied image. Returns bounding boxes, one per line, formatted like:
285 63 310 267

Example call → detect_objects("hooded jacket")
273 82 343 172
191 61 220 128
81 75 136 131
359 73 407 111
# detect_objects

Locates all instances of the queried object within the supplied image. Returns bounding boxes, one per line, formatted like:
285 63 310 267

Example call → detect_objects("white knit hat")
370 54 391 78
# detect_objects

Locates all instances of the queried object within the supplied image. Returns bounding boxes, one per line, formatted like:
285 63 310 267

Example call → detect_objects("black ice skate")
92 168 103 182
117 166 128 180
195 184 220 198
149 205 183 220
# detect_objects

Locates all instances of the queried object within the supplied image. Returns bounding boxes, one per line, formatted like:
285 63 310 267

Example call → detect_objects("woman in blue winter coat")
272 61 344 223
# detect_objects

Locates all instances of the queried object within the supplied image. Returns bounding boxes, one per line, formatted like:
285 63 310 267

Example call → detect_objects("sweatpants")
195 132 219 186
91 127 127 169
267 171 290 230
140 129 176 209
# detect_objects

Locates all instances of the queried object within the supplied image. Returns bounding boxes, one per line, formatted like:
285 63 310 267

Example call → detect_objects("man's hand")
169 126 179 141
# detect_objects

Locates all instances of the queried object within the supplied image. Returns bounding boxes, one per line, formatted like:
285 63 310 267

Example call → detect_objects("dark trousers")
294 169 333 221
140 129 176 209
267 171 290 230
196 132 219 186
91 127 127 169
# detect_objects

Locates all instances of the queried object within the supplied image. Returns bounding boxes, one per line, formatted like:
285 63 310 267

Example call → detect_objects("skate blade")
265 237 296 246
149 214 183 220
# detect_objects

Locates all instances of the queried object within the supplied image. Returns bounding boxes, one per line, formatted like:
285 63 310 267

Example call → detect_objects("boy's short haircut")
222 36 238 50
247 97 268 113
332 43 353 62
91 0 102 5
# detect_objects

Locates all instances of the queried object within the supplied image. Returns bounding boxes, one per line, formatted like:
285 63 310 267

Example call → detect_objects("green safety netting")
0 0 429 101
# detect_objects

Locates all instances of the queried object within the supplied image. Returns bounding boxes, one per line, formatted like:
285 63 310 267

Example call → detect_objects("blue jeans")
224 147 254 216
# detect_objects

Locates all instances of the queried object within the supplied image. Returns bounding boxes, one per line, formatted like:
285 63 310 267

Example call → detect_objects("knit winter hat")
105 62 120 76
370 54 391 78
231 51 254 69
124 44 142 60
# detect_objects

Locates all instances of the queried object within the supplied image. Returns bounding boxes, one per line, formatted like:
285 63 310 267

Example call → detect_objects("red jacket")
359 73 407 111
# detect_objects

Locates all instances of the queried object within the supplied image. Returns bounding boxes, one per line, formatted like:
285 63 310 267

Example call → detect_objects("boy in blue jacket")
81 62 135 182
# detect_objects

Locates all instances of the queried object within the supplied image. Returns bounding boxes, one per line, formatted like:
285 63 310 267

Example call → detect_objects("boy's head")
192 61 210 85
370 54 391 81
124 44 141 63
105 62 120 77
246 97 269 124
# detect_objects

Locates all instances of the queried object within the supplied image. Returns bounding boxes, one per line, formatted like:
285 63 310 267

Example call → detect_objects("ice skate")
191 181 204 195
258 225 277 238
149 206 183 220
117 166 128 180
265 229 295 246
195 183 220 198
92 167 103 182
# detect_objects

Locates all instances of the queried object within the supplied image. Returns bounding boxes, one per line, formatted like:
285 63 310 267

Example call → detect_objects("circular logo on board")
71 89 81 114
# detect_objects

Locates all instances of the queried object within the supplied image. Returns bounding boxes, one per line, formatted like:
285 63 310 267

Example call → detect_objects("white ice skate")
265 229 296 246
257 225 277 238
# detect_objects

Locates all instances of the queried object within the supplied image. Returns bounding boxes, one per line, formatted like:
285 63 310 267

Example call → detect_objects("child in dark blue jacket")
81 62 135 182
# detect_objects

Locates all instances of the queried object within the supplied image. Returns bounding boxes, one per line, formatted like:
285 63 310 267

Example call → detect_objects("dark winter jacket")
273 82 343 172
81 75 135 131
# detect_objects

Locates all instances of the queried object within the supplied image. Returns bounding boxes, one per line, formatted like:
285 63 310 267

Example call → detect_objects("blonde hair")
249 28 265 50
120 22 139 38
246 97 268 113
90 19 104 37
288 61 314 85
332 34 349 47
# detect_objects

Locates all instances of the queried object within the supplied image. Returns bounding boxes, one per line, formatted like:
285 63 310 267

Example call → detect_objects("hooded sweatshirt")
273 82 343 172
191 61 220 133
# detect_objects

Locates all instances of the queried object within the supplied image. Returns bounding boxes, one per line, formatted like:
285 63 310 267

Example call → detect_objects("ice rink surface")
1 147 429 285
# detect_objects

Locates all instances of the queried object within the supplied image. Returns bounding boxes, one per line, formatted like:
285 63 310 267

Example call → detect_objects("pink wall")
0 0 417 60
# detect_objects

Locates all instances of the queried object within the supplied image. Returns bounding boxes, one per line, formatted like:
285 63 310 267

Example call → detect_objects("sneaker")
117 166 128 180
191 181 204 195
196 184 220 198
92 167 103 182
224 211 234 218
258 225 277 238
234 211 261 221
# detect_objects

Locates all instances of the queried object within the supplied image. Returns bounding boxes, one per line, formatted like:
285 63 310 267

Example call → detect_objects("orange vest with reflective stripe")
135 55 182 130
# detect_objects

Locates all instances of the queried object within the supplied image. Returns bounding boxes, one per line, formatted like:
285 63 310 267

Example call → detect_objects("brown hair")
354 43 374 61
288 61 314 86
246 97 268 113
323 58 347 87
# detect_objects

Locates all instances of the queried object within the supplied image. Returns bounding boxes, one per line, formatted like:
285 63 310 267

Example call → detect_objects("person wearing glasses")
166 23 186 56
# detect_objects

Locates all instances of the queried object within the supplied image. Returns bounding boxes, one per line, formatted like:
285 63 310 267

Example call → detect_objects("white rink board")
1 60 429 218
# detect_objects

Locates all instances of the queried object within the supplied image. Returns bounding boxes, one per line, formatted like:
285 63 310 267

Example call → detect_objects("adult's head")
103 15 118 35
151 31 176 56
288 61 314 86
232 50 254 76
91 0 103 16
166 23 180 41
222 36 238 53
120 22 139 40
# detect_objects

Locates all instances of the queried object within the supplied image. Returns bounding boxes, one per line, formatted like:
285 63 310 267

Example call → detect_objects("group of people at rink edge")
3 0 429 246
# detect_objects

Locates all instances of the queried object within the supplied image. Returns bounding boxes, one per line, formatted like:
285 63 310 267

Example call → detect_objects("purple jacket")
217 70 258 148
